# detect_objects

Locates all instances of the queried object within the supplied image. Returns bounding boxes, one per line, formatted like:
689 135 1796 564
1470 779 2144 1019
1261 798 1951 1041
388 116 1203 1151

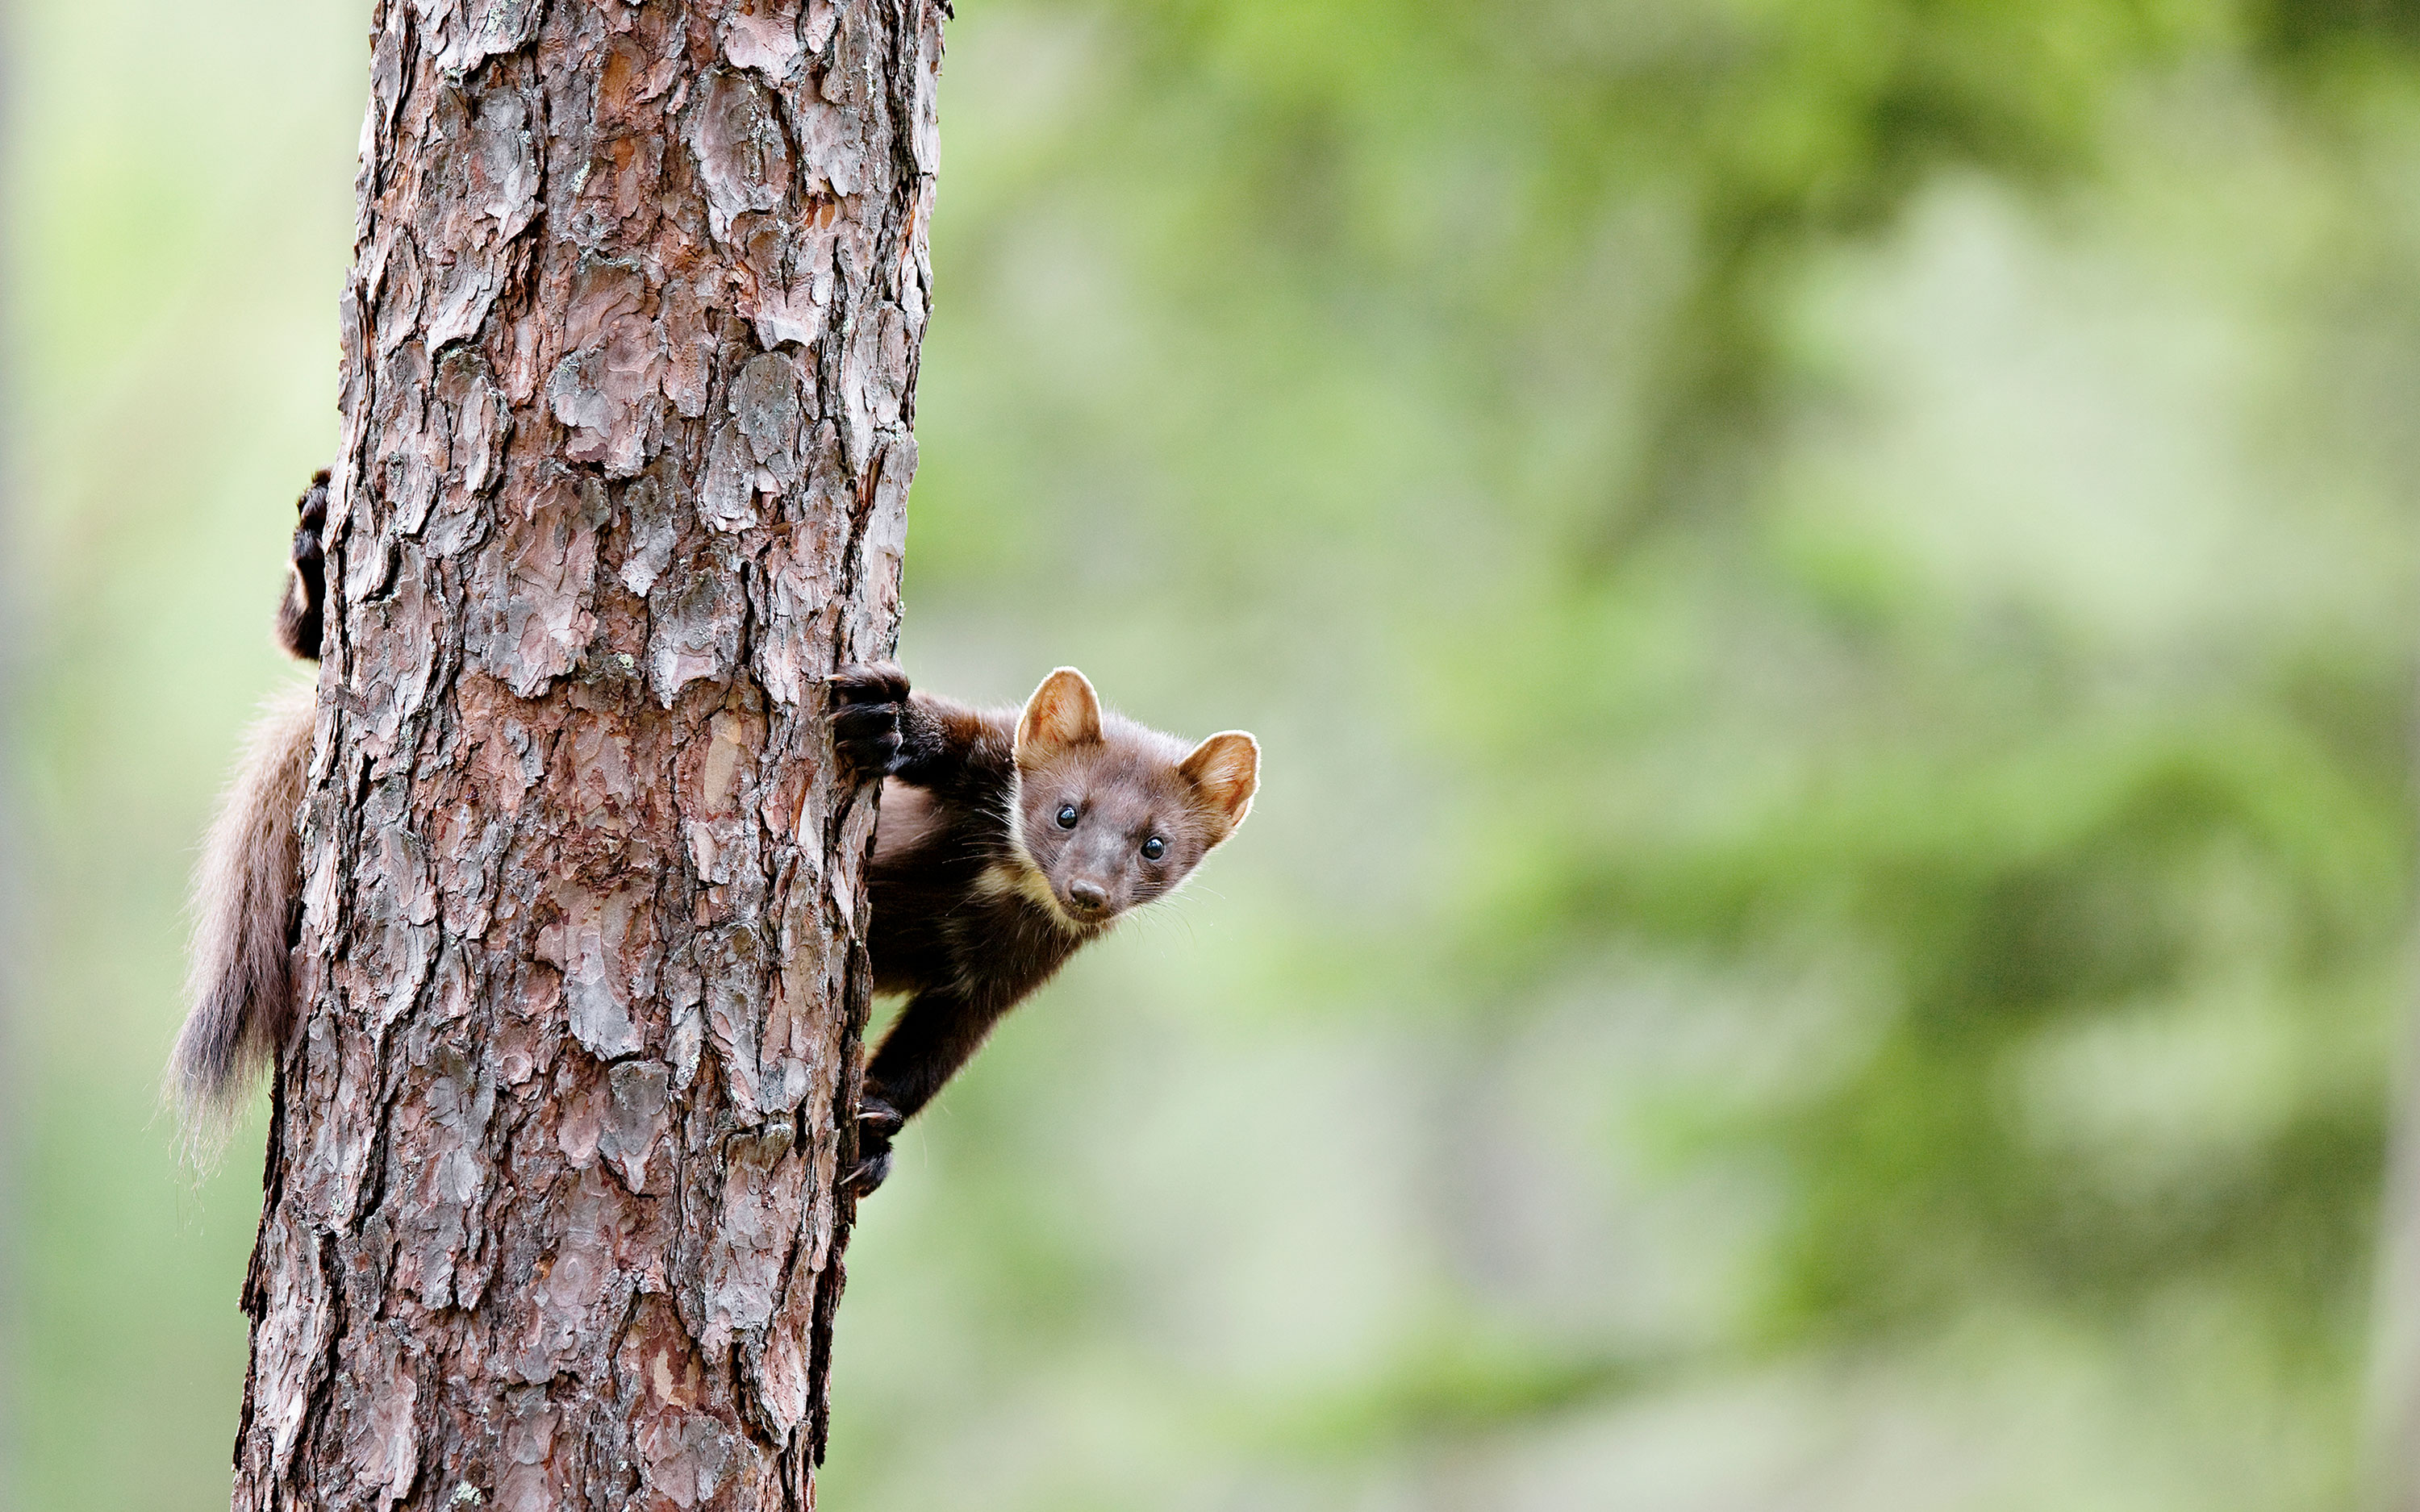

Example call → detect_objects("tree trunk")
233 2 941 1506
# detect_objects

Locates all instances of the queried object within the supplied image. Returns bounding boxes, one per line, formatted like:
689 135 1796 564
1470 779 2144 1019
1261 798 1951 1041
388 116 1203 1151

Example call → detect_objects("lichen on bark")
234 2 943 1506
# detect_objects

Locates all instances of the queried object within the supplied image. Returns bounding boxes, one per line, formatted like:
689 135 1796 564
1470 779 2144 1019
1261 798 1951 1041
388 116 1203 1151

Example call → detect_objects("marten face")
1008 669 1258 929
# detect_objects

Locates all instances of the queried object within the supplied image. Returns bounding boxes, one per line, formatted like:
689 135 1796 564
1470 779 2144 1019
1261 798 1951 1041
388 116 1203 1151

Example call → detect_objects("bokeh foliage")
7 0 2418 1508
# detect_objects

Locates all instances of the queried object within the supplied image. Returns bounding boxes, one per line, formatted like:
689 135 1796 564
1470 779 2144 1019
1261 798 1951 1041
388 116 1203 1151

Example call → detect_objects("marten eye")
1141 835 1166 861
1056 804 1079 829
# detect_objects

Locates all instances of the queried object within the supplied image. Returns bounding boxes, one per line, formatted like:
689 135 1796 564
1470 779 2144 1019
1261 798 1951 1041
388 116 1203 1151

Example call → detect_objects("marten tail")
169 682 316 1165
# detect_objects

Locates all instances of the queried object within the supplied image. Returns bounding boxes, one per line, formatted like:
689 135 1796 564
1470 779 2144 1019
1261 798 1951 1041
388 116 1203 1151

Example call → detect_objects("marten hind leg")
275 469 330 662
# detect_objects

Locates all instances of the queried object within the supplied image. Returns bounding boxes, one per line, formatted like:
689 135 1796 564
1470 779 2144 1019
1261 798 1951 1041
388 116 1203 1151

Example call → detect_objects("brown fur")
174 485 1264 1195
831 664 1259 1193
169 474 326 1162
170 683 315 1161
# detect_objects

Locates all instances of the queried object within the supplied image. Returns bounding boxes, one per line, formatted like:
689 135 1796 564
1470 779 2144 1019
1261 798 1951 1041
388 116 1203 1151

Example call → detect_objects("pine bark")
232 2 941 1506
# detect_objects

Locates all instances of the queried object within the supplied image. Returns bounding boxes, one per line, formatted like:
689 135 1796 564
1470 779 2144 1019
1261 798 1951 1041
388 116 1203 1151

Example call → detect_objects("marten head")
1007 667 1258 929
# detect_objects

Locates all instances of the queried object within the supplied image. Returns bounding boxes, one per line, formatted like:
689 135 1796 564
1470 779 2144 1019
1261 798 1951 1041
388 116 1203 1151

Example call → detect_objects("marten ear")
1016 667 1103 761
1179 731 1259 839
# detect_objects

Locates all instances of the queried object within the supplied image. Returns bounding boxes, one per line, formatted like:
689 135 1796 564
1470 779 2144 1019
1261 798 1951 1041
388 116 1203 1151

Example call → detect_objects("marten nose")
1067 880 1108 913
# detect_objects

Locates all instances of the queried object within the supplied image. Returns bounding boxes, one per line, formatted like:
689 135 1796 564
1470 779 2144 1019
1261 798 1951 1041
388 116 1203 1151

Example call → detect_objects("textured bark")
233 2 941 1506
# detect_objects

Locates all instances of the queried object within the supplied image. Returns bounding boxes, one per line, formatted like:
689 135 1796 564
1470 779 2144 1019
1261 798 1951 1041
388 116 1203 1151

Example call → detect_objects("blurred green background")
6 0 2418 1506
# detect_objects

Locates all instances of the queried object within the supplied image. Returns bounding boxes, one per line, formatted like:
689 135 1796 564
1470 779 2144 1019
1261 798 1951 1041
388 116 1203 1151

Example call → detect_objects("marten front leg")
275 469 330 662
846 985 1012 1196
827 663 1008 800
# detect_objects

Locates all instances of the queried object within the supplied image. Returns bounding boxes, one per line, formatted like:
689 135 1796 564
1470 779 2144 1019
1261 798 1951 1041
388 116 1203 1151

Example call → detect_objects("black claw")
844 1148 894 1197
828 662 911 706
828 664 910 782
845 1093 903 1196
832 706 898 739
858 1093 903 1137
834 734 901 782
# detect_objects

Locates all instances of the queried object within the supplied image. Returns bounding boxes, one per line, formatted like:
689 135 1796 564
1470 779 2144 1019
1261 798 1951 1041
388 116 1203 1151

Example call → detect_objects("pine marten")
171 473 1261 1195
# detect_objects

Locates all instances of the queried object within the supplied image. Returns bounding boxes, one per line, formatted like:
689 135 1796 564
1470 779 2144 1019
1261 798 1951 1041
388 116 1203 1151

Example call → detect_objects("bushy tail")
170 683 316 1164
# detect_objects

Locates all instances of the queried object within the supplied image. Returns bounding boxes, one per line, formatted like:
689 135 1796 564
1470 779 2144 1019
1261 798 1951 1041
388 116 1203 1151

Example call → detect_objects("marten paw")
844 1092 904 1197
828 662 910 781
844 1143 893 1198
277 469 332 661
297 467 329 534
